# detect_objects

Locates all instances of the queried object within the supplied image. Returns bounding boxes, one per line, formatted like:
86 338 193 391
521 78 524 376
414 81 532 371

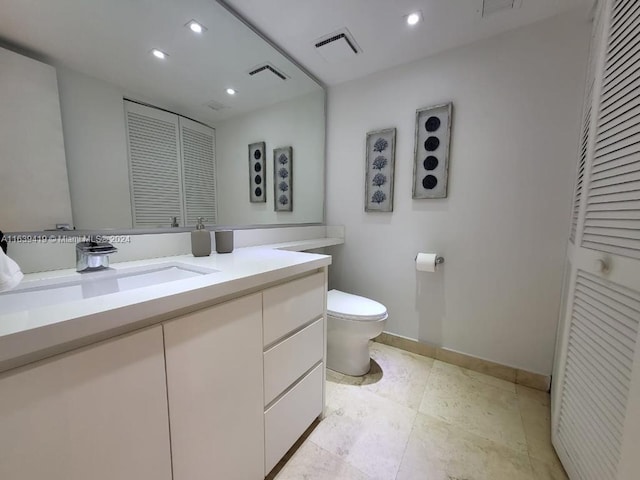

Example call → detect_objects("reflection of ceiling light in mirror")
151 49 167 59
186 20 207 34
226 88 236 95
406 12 422 26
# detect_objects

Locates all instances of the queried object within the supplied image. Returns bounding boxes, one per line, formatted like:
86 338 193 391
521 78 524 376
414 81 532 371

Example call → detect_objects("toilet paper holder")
414 254 445 264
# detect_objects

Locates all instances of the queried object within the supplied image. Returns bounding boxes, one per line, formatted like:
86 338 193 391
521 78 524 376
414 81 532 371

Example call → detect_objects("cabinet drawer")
263 272 325 347
264 318 323 405
264 363 323 475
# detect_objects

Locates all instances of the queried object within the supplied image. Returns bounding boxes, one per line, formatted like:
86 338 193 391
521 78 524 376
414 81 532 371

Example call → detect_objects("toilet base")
326 303 387 377
327 336 372 376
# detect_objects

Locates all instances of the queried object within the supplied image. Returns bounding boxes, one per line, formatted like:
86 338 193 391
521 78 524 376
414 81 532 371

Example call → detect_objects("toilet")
327 289 388 376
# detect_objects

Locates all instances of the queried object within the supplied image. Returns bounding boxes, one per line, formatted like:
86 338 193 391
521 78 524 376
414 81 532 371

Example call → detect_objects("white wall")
215 90 325 225
325 10 590 375
57 67 133 230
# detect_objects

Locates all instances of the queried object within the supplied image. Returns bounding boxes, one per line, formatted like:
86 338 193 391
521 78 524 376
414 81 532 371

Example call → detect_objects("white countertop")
0 246 331 373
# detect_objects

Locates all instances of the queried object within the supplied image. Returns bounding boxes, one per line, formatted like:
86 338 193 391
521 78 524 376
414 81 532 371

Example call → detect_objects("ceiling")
0 0 320 124
0 0 589 124
224 0 589 86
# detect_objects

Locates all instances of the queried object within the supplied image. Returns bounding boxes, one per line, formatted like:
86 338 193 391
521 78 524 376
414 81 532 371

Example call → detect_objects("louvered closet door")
125 101 185 228
569 0 603 244
179 117 217 226
552 1 640 479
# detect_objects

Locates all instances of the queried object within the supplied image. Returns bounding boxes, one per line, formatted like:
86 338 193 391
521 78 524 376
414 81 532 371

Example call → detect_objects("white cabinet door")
164 293 265 480
0 326 172 480
264 363 324 474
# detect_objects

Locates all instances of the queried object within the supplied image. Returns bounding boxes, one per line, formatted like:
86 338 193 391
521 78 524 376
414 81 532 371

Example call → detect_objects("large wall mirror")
0 0 325 233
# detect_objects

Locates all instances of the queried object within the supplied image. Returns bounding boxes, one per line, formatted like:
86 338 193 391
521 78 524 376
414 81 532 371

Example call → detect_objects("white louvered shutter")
571 105 592 244
557 272 639 480
582 0 640 258
125 101 184 228
553 1 640 479
179 117 217 226
570 6 605 243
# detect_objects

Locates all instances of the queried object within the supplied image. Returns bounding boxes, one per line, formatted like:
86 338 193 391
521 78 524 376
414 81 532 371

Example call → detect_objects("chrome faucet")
76 238 118 273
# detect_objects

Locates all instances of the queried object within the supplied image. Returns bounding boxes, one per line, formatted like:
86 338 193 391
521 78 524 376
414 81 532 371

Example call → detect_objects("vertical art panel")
273 146 293 212
249 142 266 203
365 128 396 212
413 103 452 199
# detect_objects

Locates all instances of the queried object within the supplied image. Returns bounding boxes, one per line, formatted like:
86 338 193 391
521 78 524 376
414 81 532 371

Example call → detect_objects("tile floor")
268 342 568 480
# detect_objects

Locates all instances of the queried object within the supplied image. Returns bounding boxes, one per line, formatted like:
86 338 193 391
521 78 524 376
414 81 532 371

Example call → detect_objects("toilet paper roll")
416 253 438 272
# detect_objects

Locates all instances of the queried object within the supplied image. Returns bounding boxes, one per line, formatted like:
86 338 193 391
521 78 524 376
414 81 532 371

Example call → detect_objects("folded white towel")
0 248 24 292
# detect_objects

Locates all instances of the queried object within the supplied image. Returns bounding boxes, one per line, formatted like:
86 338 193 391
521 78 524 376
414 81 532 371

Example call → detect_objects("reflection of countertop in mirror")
266 237 344 251
0 246 333 373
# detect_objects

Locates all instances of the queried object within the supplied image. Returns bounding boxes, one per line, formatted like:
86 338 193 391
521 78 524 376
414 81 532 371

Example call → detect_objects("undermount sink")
0 262 219 315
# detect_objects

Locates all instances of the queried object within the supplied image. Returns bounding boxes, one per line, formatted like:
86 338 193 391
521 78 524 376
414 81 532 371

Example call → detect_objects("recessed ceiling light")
406 11 422 26
186 20 207 34
226 88 236 95
151 49 167 59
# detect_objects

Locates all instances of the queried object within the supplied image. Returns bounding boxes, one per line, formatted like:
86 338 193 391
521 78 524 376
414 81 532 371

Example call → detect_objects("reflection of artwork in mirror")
249 142 266 203
365 128 396 212
413 103 452 199
273 147 293 212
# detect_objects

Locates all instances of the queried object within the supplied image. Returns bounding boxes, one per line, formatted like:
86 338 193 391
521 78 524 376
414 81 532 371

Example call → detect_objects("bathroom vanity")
0 247 330 480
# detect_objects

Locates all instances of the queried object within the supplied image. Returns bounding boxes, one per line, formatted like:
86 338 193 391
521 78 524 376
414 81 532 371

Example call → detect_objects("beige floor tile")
395 414 459 480
326 368 345 383
270 441 372 480
310 384 417 480
446 426 534 480
517 386 558 466
517 384 551 406
398 412 534 480
273 350 569 480
433 359 517 393
530 456 569 480
419 361 527 453
332 343 434 410
327 342 434 410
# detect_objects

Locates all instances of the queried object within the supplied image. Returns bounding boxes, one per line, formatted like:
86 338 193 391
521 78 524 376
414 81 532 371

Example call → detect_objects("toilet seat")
327 289 388 322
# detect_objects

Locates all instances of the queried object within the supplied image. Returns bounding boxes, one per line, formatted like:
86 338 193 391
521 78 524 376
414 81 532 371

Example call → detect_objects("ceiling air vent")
205 100 229 111
248 63 288 81
482 0 522 17
314 28 361 62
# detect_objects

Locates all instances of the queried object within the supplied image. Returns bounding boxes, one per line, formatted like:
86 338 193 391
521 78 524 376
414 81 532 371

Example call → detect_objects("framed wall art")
249 141 266 203
412 103 452 199
365 128 396 212
273 146 293 212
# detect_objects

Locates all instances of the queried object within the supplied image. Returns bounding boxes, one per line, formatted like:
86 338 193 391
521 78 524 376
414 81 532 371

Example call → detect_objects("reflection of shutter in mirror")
125 101 217 228
125 103 183 228
180 117 216 227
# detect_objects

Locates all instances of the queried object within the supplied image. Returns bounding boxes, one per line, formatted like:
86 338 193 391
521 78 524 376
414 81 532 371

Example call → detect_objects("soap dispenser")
191 217 211 257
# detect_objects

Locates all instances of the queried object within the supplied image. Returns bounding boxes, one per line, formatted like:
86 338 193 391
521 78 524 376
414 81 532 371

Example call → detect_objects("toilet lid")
327 289 388 321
